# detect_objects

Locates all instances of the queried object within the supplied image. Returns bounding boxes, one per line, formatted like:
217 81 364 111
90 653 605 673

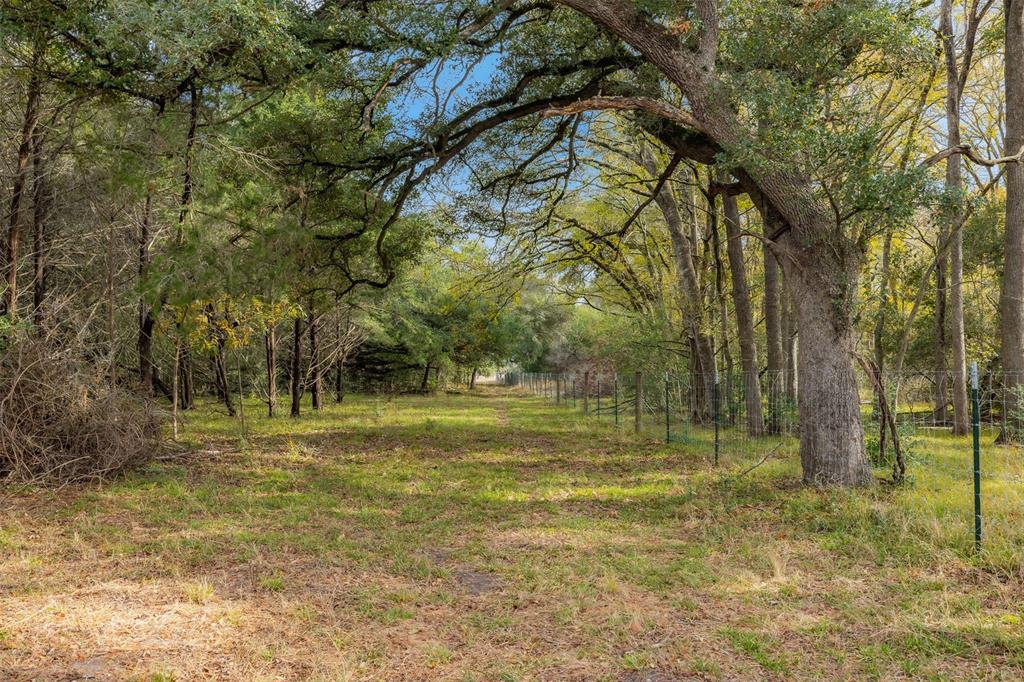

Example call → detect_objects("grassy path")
1 388 1023 680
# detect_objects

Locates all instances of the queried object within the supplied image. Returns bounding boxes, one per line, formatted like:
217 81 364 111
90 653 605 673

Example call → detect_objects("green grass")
1 387 1023 680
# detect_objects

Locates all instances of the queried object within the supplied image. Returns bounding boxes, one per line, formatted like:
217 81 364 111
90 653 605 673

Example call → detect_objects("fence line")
503 364 1024 558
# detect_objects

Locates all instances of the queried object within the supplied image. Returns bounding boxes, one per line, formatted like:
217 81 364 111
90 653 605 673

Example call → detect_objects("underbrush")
0 334 162 484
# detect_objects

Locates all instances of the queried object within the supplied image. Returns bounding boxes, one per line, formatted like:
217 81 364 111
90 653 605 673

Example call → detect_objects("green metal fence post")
614 374 619 427
556 375 561 405
634 371 642 434
971 361 982 555
713 369 720 466
583 371 590 416
664 373 670 443
597 376 601 417
572 378 576 409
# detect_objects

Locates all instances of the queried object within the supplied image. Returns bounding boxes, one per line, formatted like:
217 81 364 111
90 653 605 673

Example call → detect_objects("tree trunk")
3 64 42 319
942 0 969 435
265 327 277 417
709 190 734 424
421 363 432 392
1000 0 1024 436
290 316 302 417
782 281 798 402
178 343 194 410
763 240 785 434
213 333 236 417
786 254 873 486
723 194 764 436
30 124 48 330
470 367 478 389
138 185 156 395
644 152 714 421
308 303 322 410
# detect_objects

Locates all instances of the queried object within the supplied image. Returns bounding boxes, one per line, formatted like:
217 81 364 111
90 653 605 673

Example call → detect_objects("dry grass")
1 388 1023 680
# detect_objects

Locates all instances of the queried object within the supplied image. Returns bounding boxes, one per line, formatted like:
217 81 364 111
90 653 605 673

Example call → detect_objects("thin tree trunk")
873 229 894 376
782 281 798 402
290 316 302 417
421 363 432 392
30 124 48 330
763 240 785 434
138 184 156 395
723 193 764 436
172 340 180 441
265 326 277 417
2 59 41 319
942 0 969 435
644 152 713 421
308 302 322 410
214 333 235 417
709 190 734 423
470 367 478 389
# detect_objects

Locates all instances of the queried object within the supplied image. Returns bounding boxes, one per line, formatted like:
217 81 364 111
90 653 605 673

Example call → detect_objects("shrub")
0 335 162 484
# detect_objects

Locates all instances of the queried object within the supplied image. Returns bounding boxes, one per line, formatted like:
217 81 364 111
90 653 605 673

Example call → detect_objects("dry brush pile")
0 335 162 485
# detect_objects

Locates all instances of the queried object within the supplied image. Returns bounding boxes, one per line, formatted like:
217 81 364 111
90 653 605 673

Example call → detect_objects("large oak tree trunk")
723 194 764 436
1000 0 1024 435
786 252 873 486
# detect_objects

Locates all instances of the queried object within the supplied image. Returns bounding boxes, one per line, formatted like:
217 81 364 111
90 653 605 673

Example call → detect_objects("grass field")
2 388 1024 680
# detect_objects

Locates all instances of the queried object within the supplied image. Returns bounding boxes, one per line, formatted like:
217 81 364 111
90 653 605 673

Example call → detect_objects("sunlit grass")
2 388 1023 679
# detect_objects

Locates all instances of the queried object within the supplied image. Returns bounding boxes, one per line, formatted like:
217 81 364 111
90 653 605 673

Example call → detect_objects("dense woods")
0 0 1021 487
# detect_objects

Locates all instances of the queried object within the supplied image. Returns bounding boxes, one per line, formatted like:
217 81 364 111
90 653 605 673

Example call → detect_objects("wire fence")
503 364 1024 560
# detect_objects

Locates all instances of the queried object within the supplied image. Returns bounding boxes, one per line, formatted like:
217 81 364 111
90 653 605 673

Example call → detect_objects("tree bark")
723 193 764 436
30 124 48 330
941 0 969 435
1000 0 1024 435
644 151 714 420
308 303 322 410
763 240 785 434
788 256 873 486
3 63 42 319
470 367 478 389
709 188 734 423
290 316 302 417
782 280 798 402
179 344 194 410
138 184 156 395
265 326 277 417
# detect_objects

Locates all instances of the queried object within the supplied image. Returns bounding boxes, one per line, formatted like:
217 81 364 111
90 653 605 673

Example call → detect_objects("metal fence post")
971 362 982 555
634 371 642 434
713 369 720 466
664 373 670 443
556 375 561 405
597 376 601 417
614 374 619 427
583 371 590 416
572 378 576 409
